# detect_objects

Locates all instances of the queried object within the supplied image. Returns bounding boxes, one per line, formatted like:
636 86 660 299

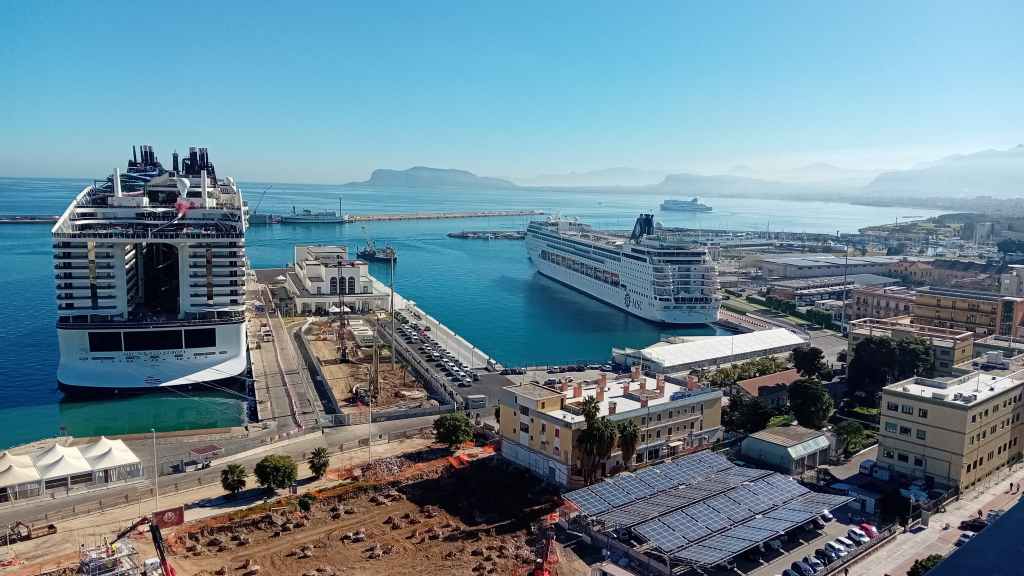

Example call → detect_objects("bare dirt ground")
133 450 568 576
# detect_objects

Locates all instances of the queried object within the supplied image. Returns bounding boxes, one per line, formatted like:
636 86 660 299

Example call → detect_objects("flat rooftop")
849 316 974 344
760 254 921 267
620 328 806 369
917 286 1022 302
769 273 897 289
886 360 1024 407
748 425 825 447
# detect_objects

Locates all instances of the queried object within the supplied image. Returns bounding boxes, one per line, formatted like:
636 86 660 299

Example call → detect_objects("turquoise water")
0 177 946 448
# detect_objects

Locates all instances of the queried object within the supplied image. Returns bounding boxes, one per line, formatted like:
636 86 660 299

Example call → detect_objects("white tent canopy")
85 446 141 471
35 453 92 479
32 444 86 468
0 451 34 469
0 463 40 488
80 436 135 461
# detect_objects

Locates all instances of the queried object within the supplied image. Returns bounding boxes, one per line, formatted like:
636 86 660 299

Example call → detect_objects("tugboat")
357 239 397 262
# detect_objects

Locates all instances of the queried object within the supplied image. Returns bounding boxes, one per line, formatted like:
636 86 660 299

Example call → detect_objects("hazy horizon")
3 1 1022 184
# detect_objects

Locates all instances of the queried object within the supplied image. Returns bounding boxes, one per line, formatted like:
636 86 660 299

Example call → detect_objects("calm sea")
0 177 946 448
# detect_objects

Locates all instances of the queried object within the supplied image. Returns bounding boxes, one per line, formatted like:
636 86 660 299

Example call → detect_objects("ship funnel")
113 168 122 197
200 170 208 203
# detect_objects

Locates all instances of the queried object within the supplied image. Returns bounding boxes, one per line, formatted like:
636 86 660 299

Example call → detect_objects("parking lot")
737 512 884 576
394 311 480 385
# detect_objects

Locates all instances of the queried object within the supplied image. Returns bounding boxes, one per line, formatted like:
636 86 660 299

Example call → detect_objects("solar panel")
764 474 810 501
590 482 634 507
706 493 754 522
745 479 788 505
702 534 755 553
682 502 731 531
634 520 689 552
727 486 773 514
608 474 656 498
563 487 611 516
672 544 733 566
742 515 796 532
635 467 677 490
723 525 777 543
662 510 711 541
766 507 817 523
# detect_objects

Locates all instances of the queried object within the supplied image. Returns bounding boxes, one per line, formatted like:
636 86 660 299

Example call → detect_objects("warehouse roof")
625 329 805 369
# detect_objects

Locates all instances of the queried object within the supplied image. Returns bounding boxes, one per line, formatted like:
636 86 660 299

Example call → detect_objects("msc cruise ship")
526 214 720 324
52 146 249 393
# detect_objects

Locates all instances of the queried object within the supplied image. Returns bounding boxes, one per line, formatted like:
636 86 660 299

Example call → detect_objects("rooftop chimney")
599 373 608 387
640 378 647 393
608 401 617 415
560 381 568 393
631 365 641 382
656 374 665 393
597 381 606 402
573 383 582 398
640 397 649 408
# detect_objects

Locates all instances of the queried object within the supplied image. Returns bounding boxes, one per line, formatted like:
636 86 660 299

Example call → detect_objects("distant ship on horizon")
660 197 712 212
280 198 348 223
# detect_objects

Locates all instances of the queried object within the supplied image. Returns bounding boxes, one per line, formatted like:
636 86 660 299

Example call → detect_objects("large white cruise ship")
526 214 720 324
52 146 249 393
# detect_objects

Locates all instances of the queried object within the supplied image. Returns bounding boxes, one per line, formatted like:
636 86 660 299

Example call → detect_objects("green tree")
617 420 641 470
724 395 774 434
834 420 867 456
577 416 617 484
848 336 935 405
219 463 248 497
433 412 474 449
307 446 330 479
895 338 935 379
788 378 834 429
254 455 298 491
297 493 317 513
907 554 944 576
791 346 827 378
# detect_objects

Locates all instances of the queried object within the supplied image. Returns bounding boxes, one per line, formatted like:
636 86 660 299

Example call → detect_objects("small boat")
660 197 712 212
357 239 397 262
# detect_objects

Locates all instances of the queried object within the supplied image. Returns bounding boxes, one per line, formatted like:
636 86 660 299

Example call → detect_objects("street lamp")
151 428 158 513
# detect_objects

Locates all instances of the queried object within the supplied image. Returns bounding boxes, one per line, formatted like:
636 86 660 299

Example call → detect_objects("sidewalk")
849 463 1023 575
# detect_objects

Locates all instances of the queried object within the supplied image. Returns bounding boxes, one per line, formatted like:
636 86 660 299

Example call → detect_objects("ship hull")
56 321 249 392
526 241 717 325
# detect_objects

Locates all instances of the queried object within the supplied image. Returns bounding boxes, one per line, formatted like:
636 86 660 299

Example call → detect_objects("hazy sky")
2 1 1022 182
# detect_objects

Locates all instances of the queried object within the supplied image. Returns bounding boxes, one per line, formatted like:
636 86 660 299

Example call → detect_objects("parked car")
820 509 835 522
803 555 824 573
824 541 847 557
810 517 827 530
815 548 836 565
847 527 870 545
858 523 879 538
766 539 783 553
959 518 988 532
835 536 856 550
955 531 976 546
791 561 815 576
781 570 800 576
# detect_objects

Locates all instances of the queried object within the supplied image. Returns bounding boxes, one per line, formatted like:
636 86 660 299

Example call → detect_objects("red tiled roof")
736 368 801 397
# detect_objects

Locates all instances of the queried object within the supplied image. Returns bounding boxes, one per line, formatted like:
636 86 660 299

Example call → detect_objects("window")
519 423 529 433
918 408 929 418
914 457 924 467
519 405 530 416
897 453 909 463
901 405 914 415
972 414 977 423
916 429 927 440
540 423 546 434
554 428 559 438
899 425 912 436
882 448 895 459
885 422 898 433
887 401 899 411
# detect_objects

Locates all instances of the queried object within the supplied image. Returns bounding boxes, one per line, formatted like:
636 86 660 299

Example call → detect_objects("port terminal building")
255 244 391 315
0 437 143 504
612 328 806 375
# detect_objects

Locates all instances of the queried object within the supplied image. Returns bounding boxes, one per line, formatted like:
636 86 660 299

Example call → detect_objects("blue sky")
2 1 1021 182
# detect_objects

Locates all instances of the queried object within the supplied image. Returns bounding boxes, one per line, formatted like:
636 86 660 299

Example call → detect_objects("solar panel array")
563 452 855 568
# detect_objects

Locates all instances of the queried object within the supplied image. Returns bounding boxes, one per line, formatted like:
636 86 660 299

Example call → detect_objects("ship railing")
53 230 244 240
56 313 245 329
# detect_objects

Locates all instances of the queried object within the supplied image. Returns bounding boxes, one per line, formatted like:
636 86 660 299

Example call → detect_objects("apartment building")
912 286 1024 338
850 285 916 320
497 367 723 486
848 316 974 374
877 363 1024 491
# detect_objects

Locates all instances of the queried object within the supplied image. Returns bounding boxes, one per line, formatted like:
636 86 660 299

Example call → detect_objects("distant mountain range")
345 145 1024 213
345 166 517 189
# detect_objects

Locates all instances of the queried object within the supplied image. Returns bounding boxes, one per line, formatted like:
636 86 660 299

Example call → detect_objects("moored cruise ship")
52 146 249 393
526 214 720 324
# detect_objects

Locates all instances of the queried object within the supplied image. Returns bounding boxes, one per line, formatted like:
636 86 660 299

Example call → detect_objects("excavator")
113 516 176 576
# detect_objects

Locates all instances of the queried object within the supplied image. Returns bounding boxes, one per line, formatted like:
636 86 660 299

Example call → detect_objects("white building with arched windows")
282 245 390 315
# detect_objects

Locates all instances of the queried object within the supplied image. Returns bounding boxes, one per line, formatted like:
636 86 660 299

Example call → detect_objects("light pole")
151 428 158 513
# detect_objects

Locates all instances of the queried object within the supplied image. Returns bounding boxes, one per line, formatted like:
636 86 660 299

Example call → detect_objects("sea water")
0 177 946 448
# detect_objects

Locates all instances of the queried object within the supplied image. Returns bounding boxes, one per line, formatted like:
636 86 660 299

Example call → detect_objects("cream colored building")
913 286 1024 338
498 367 723 486
283 245 390 314
848 316 974 375
877 364 1024 491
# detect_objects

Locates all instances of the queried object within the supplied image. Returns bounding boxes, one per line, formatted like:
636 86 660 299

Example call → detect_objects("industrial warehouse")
562 451 853 574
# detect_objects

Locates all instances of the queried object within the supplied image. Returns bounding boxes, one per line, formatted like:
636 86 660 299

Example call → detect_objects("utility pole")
390 254 396 369
151 428 158 514
337 254 348 362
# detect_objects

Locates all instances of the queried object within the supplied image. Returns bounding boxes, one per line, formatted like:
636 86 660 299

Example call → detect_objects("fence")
294 328 342 414
821 523 900 575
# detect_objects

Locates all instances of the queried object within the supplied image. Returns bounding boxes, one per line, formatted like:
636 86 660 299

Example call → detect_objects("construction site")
300 317 438 418
14 443 587 576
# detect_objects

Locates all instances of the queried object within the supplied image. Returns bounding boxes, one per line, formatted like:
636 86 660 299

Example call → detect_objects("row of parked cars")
396 322 478 387
780 523 878 576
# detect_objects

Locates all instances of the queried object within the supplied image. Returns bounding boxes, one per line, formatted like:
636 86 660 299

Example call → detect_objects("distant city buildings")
850 285 916 320
848 316 974 374
758 254 917 279
497 368 723 486
767 273 898 305
913 286 1024 338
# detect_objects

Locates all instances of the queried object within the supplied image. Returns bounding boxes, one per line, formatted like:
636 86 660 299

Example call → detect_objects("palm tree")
580 396 600 425
308 447 331 479
617 420 640 470
220 464 248 497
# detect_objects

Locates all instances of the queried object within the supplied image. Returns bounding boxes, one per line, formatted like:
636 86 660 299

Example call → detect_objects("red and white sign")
153 506 185 528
